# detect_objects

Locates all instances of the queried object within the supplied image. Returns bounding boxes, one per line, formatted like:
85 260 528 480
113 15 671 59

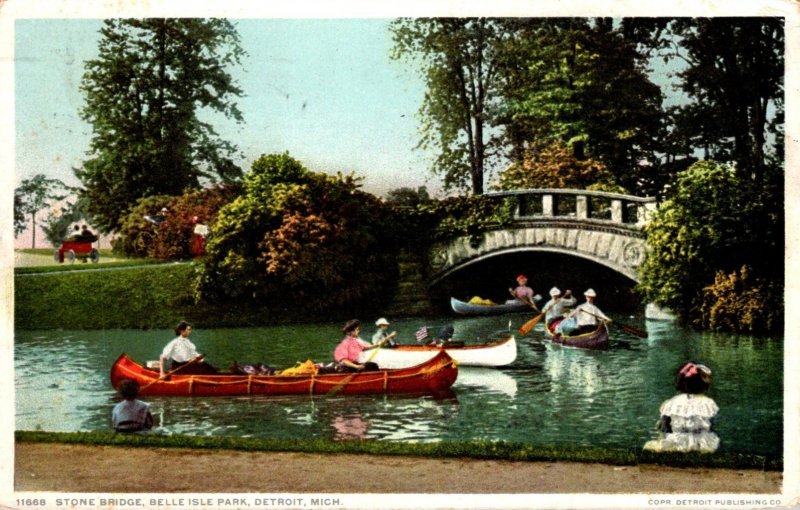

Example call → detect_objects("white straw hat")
549 287 561 296
375 318 390 326
584 288 597 297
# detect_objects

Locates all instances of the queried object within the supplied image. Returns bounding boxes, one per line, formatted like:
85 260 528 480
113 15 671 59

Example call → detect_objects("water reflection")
455 367 518 398
332 414 370 440
14 316 783 456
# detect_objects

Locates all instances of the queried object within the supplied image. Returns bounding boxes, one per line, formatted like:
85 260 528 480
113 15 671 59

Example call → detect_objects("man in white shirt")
159 321 217 376
573 288 610 334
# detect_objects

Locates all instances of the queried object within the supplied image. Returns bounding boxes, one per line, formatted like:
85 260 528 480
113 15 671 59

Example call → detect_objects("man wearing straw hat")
569 288 610 335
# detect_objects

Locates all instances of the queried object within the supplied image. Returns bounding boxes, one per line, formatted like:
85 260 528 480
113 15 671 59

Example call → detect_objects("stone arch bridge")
427 189 658 286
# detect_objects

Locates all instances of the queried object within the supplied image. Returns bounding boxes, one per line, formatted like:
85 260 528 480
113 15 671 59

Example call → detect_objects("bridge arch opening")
429 250 642 315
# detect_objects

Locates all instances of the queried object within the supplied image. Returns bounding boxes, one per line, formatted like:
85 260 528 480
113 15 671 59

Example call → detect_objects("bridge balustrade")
485 189 657 228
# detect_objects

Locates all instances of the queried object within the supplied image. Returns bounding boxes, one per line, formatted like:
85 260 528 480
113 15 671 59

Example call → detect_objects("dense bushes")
198 153 399 314
697 266 783 333
637 160 783 332
15 264 199 330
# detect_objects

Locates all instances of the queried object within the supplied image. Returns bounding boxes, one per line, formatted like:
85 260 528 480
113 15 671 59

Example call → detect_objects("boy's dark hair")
118 379 140 399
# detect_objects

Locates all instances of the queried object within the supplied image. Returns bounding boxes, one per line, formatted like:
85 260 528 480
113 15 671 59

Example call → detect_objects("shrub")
198 153 399 313
697 265 783 333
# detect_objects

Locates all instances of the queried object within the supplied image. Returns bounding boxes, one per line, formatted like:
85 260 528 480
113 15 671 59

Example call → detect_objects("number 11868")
17 499 46 507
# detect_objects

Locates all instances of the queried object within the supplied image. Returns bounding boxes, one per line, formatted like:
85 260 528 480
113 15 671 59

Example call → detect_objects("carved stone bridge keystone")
427 189 658 285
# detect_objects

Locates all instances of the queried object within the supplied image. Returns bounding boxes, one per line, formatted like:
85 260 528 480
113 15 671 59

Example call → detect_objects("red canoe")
545 320 609 350
110 351 458 397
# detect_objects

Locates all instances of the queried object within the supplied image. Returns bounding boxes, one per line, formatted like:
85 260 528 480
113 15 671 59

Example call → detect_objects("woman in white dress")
643 361 720 453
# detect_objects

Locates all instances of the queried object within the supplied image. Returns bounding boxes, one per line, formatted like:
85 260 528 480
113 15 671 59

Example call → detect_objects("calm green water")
15 315 782 456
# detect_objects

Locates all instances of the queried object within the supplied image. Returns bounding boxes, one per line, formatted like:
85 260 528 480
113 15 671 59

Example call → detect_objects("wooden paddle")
518 292 571 336
142 354 204 390
509 289 540 313
577 309 648 338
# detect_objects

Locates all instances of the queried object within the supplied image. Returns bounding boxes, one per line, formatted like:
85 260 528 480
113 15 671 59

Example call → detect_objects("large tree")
494 18 666 195
392 18 666 196
391 18 508 195
77 18 245 232
14 174 67 248
623 17 784 187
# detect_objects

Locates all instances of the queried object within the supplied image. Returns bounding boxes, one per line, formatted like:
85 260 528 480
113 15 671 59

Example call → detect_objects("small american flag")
415 326 429 342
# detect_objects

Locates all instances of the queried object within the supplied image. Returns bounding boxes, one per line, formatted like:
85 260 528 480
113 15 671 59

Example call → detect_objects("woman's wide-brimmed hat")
549 287 561 296
584 288 597 297
375 317 390 326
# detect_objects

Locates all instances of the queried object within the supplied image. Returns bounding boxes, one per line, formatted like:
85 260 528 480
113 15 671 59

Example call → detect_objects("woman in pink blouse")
334 319 382 372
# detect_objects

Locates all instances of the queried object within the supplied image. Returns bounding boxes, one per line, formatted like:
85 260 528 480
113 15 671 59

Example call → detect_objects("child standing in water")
643 361 719 453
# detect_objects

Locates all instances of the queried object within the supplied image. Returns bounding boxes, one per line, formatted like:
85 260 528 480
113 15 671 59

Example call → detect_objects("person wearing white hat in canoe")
570 288 611 335
557 288 610 336
371 317 398 347
543 287 577 327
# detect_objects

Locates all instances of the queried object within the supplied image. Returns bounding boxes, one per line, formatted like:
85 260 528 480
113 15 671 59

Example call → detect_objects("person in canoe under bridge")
543 287 576 328
506 274 540 310
334 319 393 372
159 321 218 377
372 317 398 347
557 288 610 336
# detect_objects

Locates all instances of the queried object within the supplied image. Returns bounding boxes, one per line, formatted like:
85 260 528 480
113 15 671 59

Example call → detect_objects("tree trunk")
30 212 36 249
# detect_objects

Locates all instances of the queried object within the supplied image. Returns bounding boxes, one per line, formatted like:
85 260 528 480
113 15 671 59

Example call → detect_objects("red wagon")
54 240 100 264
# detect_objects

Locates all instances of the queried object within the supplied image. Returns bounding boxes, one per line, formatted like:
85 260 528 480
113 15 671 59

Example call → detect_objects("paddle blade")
614 321 648 338
518 313 544 336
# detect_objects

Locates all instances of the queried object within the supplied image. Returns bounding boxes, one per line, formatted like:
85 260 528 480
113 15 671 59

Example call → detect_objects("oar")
577 309 648 338
518 292 571 336
509 289 540 313
142 355 204 390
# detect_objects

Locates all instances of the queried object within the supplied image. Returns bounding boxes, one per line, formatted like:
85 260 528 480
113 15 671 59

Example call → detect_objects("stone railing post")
542 194 554 216
611 200 623 223
638 201 657 226
576 195 588 219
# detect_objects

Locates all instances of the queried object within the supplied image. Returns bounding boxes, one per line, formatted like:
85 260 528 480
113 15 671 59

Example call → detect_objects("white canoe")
358 335 517 369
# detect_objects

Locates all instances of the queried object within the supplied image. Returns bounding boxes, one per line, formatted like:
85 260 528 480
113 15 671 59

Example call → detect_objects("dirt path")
15 443 782 494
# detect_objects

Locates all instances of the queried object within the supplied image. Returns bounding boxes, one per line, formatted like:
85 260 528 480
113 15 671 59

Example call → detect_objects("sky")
5 0 799 251
13 18 435 195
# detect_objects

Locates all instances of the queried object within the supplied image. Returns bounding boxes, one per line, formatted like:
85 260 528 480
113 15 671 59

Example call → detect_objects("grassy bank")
14 263 316 330
15 431 781 471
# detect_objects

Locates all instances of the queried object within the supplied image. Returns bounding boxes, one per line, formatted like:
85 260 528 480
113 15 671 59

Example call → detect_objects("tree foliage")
495 19 666 195
198 153 399 313
624 17 784 187
493 140 622 192
392 18 666 196
697 265 782 333
77 18 246 232
14 174 67 248
385 186 432 207
391 18 508 195
637 161 779 324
